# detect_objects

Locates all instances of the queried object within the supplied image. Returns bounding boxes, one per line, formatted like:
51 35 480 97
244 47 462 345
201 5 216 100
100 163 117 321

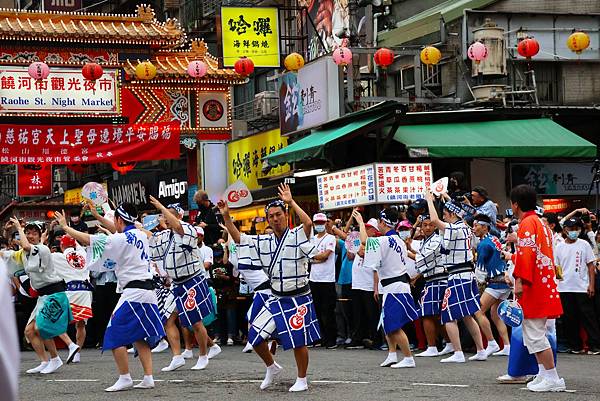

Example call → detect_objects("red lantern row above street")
82 62 104 81
517 37 540 59
374 48 394 68
235 56 254 76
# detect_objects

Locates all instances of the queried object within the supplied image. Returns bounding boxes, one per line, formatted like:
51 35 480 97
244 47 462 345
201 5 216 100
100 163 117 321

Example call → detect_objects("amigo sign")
0 66 119 115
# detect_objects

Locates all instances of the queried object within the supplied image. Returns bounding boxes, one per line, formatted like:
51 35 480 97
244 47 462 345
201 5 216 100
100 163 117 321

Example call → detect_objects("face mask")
567 230 580 241
398 231 411 240
314 224 326 233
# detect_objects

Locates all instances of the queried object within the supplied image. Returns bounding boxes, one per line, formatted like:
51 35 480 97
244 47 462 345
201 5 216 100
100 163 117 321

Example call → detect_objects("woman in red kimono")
511 184 565 393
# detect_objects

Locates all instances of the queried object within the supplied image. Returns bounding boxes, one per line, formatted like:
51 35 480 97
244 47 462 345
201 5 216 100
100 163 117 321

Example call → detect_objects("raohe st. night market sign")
0 122 180 164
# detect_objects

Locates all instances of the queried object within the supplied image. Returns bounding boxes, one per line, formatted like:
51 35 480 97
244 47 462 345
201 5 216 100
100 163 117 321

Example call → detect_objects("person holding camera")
193 190 221 247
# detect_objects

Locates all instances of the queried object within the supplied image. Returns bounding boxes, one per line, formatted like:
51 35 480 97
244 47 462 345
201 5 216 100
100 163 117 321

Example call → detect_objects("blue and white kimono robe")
415 233 447 317
87 226 165 350
238 225 321 350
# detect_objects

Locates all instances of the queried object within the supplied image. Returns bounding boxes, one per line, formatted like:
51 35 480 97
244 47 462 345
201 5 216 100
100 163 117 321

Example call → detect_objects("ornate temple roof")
0 4 185 48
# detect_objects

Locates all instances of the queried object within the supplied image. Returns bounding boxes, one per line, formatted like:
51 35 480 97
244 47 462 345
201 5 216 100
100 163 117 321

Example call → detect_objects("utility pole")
347 0 362 111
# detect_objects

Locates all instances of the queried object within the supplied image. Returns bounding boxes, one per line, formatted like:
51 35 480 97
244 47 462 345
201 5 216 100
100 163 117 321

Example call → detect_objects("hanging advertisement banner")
0 122 180 164
17 164 53 197
510 162 594 195
221 7 280 67
317 163 433 210
0 66 119 115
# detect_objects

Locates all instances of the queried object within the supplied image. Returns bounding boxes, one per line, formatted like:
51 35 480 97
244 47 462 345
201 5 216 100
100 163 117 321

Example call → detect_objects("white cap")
365 218 379 230
195 226 204 236
313 213 328 223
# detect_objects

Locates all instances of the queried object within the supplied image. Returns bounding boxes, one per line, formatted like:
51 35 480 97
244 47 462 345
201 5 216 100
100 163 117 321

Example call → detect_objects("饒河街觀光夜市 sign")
0 66 119 115
511 162 595 196
221 7 280 67
317 163 433 210
0 122 180 164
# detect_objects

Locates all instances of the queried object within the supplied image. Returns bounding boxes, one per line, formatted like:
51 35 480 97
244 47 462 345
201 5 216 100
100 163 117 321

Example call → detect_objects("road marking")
412 383 469 388
46 379 99 382
213 380 263 384
313 380 370 384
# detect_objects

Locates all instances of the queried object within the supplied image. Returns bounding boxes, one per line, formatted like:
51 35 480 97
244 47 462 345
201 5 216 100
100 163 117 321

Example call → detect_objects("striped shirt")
416 233 447 281
149 222 203 283
442 221 473 267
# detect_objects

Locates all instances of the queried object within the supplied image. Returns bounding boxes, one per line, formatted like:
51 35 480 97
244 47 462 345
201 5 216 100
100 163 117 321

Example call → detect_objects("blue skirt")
420 280 447 317
247 291 270 323
173 274 215 328
103 301 165 351
382 292 420 335
248 294 321 351
440 274 481 324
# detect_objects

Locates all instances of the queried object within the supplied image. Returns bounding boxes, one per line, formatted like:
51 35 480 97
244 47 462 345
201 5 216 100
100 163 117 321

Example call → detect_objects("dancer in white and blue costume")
147 197 217 373
220 183 319 393
472 214 511 357
55 204 164 392
355 208 420 369
425 190 486 363
407 214 448 357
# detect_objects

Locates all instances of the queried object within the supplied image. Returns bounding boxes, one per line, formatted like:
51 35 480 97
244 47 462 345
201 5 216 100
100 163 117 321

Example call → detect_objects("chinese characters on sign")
317 165 376 211
376 163 432 202
0 67 119 115
511 163 593 195
17 164 53 197
316 163 434 210
221 7 280 67
226 129 289 190
0 122 180 164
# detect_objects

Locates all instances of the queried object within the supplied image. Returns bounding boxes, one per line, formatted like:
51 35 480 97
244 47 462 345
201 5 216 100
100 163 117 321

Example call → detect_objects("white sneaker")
208 344 222 359
40 357 63 374
484 342 501 357
127 348 135 354
468 350 488 361
493 346 510 356
151 339 169 353
181 349 194 359
416 347 439 357
390 357 416 368
191 355 209 370
438 343 455 356
161 356 185 372
440 352 466 363
496 374 529 384
242 342 253 353
72 353 81 364
380 353 398 367
528 378 566 392
227 337 234 346
260 362 283 390
289 378 308 392
526 374 545 389
66 343 80 364
26 362 49 374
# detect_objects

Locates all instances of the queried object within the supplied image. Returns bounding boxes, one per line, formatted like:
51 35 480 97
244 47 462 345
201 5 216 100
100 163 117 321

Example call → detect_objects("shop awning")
393 118 597 158
264 114 387 167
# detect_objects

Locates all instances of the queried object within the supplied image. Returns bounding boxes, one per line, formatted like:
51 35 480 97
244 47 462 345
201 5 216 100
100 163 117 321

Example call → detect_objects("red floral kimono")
512 211 563 319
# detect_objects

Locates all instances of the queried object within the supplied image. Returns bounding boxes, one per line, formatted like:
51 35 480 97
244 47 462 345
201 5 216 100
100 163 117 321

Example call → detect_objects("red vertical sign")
17 164 53 197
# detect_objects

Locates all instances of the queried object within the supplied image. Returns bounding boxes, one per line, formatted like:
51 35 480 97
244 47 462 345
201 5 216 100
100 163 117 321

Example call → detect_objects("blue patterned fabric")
103 301 165 350
248 294 321 350
508 325 557 377
419 280 447 317
381 292 420 334
173 274 215 327
440 274 481 324
36 293 73 340
247 291 270 322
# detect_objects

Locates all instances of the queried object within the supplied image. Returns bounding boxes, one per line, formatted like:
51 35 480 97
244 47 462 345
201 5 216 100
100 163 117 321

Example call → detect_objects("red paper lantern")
82 62 104 81
111 161 136 175
517 37 540 59
374 48 394 68
234 56 254 76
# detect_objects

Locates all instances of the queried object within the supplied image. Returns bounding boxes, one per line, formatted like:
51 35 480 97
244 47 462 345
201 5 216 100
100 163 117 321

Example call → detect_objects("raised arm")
8 217 32 252
352 210 367 245
278 183 312 238
149 195 184 236
85 202 116 233
426 190 446 231
55 210 92 246
217 200 240 244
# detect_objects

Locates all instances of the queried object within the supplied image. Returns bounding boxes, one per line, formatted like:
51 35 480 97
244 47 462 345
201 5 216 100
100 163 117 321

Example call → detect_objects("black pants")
560 292 600 350
89 282 120 347
351 289 379 343
310 281 337 346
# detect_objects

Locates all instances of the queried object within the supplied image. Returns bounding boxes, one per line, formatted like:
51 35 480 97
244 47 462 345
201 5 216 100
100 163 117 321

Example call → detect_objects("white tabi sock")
105 374 133 392
134 375 155 389
289 377 308 392
26 361 49 374
191 355 209 370
260 362 283 390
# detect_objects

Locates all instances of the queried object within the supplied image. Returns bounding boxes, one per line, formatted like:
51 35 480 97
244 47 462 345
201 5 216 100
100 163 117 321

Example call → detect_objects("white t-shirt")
309 233 337 283
364 234 410 294
52 246 89 283
351 253 374 291
199 243 213 279
555 239 595 293
405 239 421 279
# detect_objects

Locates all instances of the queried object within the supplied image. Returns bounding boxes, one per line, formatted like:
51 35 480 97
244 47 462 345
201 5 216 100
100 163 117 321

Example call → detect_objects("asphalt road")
18 347 598 401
